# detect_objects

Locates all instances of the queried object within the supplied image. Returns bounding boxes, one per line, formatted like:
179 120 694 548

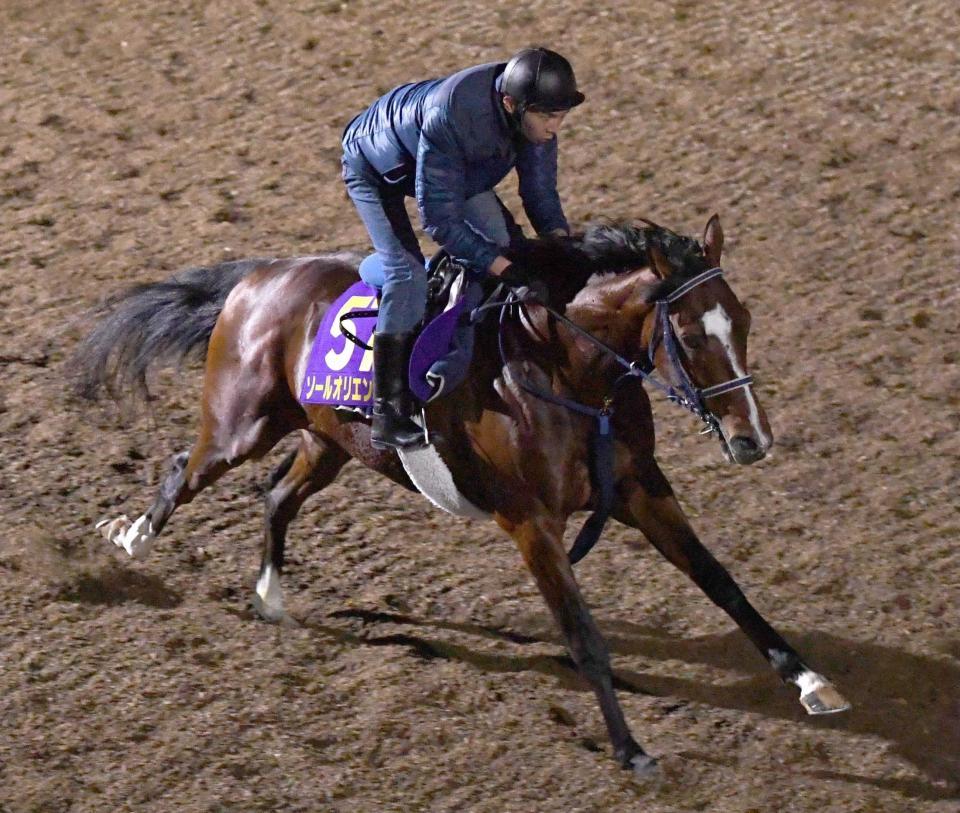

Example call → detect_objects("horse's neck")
561 268 657 355
511 269 656 400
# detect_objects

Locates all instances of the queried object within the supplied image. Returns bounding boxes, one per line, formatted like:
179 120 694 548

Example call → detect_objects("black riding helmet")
501 47 585 127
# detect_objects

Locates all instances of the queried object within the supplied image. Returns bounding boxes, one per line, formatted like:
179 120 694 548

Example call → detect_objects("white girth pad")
397 444 490 520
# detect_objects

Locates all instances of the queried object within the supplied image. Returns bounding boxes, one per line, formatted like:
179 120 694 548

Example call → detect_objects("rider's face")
502 96 568 144
521 109 568 144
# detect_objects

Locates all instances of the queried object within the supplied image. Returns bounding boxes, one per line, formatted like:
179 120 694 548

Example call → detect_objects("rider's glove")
498 264 549 303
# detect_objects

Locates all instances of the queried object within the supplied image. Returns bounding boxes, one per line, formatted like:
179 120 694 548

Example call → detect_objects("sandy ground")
1 0 959 810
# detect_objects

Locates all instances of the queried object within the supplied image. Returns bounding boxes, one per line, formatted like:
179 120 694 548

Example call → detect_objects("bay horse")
74 215 850 777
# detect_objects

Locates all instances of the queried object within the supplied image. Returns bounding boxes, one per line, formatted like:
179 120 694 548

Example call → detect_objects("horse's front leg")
496 512 659 777
613 469 850 716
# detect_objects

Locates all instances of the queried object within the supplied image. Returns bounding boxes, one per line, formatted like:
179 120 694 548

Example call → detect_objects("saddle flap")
408 271 474 403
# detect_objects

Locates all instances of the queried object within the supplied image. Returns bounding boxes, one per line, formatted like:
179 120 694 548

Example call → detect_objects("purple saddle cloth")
299 281 379 409
299 271 481 409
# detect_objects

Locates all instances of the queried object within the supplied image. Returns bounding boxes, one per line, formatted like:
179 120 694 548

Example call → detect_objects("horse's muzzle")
727 435 766 465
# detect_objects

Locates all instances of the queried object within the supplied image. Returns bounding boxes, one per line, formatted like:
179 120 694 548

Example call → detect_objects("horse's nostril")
728 436 763 462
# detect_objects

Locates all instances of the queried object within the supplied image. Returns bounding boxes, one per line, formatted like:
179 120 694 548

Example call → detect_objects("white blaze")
701 305 771 448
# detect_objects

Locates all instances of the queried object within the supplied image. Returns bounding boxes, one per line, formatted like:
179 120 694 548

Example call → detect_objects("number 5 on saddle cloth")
298 253 485 413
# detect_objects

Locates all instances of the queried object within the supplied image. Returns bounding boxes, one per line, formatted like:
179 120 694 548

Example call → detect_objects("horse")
73 215 850 777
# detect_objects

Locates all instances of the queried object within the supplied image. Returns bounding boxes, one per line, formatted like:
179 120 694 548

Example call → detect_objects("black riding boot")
371 332 426 450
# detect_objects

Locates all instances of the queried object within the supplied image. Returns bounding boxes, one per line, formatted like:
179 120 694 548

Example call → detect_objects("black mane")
505 221 710 306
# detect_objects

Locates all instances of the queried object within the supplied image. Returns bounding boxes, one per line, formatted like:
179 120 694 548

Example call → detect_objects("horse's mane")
505 221 710 306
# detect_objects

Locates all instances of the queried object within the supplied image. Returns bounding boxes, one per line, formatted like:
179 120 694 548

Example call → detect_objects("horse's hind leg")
254 430 349 622
613 467 850 715
98 368 302 559
97 448 192 558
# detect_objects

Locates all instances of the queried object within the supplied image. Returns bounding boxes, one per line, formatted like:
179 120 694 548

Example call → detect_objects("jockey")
341 46 585 449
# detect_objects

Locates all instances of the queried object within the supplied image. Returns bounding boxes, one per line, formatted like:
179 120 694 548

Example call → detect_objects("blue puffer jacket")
342 62 570 273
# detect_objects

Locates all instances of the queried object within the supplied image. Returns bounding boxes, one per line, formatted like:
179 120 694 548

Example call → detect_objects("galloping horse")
74 215 849 776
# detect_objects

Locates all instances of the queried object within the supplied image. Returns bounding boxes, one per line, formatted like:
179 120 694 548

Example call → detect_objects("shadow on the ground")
304 607 959 801
58 565 182 608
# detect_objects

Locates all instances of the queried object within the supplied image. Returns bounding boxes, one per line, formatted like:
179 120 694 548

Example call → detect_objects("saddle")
359 249 474 319
298 252 485 411
425 251 466 317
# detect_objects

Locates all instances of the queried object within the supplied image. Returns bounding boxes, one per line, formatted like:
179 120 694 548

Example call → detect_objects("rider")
341 47 585 449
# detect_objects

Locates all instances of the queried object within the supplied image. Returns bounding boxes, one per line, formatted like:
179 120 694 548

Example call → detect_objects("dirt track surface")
2 1 959 810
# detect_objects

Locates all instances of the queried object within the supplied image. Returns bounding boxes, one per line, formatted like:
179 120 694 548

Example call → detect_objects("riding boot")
371 332 426 450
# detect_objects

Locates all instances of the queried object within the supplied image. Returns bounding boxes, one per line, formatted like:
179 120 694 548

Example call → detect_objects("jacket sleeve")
516 137 570 236
416 106 502 273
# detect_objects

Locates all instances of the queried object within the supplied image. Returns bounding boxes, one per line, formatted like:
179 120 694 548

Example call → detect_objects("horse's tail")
72 257 271 404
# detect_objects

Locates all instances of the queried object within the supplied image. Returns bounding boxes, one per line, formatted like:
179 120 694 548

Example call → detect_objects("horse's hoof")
96 515 131 546
616 742 659 780
251 592 289 624
120 515 155 560
800 680 851 715
626 753 660 780
97 514 154 560
253 565 290 624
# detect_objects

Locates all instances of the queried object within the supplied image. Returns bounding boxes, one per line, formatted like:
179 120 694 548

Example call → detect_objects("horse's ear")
648 244 673 279
703 214 724 267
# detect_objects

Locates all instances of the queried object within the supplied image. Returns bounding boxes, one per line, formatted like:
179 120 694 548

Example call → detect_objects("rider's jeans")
342 153 508 334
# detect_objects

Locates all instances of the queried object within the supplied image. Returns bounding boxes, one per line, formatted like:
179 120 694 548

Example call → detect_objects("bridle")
643 266 754 434
481 264 755 437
